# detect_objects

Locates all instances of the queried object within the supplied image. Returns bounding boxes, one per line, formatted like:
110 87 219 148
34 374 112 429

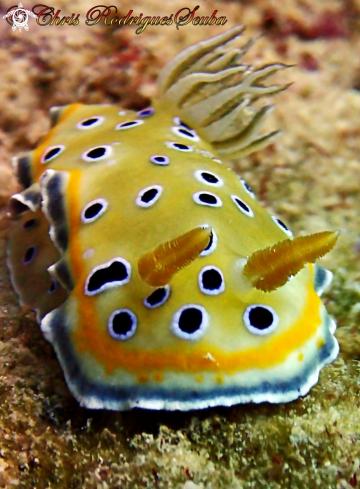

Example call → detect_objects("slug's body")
7 27 339 410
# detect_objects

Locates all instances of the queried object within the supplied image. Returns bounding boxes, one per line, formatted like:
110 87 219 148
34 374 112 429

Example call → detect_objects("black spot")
141 188 158 204
248 306 274 330
23 247 35 264
84 202 104 220
199 193 218 205
201 172 219 184
23 219 36 229
120 122 137 127
137 108 154 117
145 287 167 307
112 311 134 336
173 143 191 151
87 261 129 293
178 128 196 138
43 146 63 162
201 269 222 291
85 147 107 159
150 155 169 165
80 117 100 127
116 121 143 129
178 308 203 334
276 218 289 231
233 197 251 214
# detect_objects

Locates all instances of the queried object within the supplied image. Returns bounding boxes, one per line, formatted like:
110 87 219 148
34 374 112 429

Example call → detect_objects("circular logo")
11 8 28 30
4 3 36 31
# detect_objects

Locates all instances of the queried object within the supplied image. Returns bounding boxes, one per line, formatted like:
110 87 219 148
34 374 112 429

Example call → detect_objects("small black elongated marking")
47 279 57 294
41 145 65 164
272 216 293 237
81 198 108 223
144 285 170 309
194 170 223 187
77 116 104 129
137 107 154 117
84 203 103 219
23 219 36 229
142 189 158 203
85 258 131 296
23 246 35 264
193 191 222 207
200 194 217 205
231 195 254 217
136 185 162 208
150 155 170 166
166 141 193 152
115 120 144 130
82 146 112 162
201 172 218 184
172 126 200 141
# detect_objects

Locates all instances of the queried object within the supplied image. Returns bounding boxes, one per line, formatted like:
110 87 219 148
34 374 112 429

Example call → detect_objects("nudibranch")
7 26 339 411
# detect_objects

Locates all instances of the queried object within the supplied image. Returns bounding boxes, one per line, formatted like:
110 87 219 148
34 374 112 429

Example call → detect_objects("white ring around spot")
150 155 170 166
165 141 193 152
76 116 104 130
171 126 200 141
230 194 254 217
108 308 137 340
198 265 225 295
41 145 65 164
243 304 278 336
81 198 108 223
199 224 217 256
82 145 113 162
115 120 144 130
271 216 293 237
193 191 222 208
171 304 209 341
194 170 223 187
136 185 162 208
84 257 131 296
143 285 171 309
